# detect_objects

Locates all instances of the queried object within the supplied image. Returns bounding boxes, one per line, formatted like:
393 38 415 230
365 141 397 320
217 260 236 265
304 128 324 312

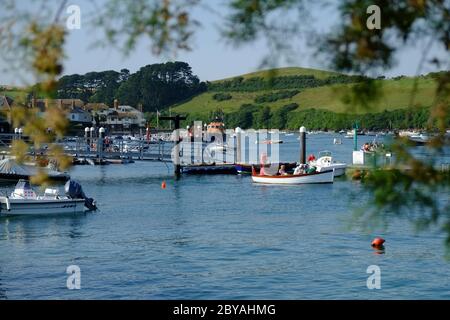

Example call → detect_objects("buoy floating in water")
371 237 385 249
161 181 166 189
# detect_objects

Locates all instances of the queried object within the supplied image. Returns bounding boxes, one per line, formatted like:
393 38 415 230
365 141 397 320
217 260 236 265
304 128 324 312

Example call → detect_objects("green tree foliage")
270 103 299 129
56 61 206 111
225 104 259 128
254 90 299 103
255 105 271 128
57 70 123 106
208 75 363 92
212 93 232 101
222 105 444 131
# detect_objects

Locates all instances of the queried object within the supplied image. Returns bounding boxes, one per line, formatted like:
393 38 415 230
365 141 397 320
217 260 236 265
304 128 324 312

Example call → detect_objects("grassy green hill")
168 67 446 129
172 67 438 116
1 67 445 130
214 67 340 82
0 86 28 101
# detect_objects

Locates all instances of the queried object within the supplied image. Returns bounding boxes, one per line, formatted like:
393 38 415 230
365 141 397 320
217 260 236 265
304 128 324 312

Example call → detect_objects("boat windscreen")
15 180 32 190
319 151 332 158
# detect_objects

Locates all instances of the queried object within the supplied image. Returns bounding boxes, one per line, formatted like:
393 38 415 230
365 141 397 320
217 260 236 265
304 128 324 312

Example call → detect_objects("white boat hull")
0 198 86 216
310 153 347 177
317 163 347 177
252 170 334 184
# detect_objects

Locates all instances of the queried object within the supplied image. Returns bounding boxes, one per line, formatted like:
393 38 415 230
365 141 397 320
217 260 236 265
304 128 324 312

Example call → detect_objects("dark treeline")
192 105 442 131
212 93 232 101
56 61 206 111
207 74 364 92
254 90 299 103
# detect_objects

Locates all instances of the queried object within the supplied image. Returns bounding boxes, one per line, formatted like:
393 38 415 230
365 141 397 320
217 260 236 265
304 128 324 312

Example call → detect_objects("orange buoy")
371 237 385 248
161 181 166 189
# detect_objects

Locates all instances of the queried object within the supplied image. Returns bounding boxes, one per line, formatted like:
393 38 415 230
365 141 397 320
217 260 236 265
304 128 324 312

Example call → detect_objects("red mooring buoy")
161 181 166 189
371 237 385 248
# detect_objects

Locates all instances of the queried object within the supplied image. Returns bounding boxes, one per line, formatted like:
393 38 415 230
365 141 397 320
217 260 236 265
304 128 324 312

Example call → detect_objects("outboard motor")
65 180 97 211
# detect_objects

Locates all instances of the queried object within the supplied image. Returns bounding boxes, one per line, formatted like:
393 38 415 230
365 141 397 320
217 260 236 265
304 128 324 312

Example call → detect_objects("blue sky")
1 0 448 86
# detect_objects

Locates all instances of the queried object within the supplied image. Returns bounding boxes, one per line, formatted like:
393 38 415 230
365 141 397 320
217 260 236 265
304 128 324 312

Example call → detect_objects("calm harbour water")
0 134 449 299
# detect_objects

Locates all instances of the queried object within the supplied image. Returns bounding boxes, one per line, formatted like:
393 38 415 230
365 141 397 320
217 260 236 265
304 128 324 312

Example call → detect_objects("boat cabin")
207 120 225 134
12 180 37 199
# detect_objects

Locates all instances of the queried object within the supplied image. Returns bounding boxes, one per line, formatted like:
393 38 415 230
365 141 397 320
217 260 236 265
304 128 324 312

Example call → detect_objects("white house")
34 99 92 125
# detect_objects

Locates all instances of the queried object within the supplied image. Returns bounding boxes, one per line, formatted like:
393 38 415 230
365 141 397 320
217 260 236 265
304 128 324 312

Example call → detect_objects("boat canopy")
15 179 32 190
0 158 31 175
0 158 69 181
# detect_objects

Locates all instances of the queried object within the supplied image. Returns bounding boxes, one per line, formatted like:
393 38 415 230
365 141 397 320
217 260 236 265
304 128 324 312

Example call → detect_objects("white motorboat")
309 151 347 177
0 180 97 216
251 167 334 184
408 133 430 145
344 130 354 139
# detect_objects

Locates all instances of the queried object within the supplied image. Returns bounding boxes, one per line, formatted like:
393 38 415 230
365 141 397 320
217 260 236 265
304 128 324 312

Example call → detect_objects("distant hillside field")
1 66 446 130
172 68 438 115
214 67 341 82
0 87 28 100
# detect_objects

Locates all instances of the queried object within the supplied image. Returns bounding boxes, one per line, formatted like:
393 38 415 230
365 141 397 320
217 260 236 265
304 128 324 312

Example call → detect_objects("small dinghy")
251 166 334 184
0 180 97 216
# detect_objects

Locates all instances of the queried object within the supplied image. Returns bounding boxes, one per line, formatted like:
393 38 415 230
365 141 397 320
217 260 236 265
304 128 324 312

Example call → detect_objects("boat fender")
5 196 10 211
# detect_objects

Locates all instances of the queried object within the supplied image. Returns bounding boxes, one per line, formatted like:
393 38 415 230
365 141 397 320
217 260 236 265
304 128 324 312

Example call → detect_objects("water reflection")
0 213 88 243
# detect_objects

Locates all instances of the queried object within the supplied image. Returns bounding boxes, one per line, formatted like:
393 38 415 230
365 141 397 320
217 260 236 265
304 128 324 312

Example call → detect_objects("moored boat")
408 133 430 145
308 151 347 177
0 180 97 216
0 158 70 182
251 167 334 184
182 164 237 174
235 162 297 175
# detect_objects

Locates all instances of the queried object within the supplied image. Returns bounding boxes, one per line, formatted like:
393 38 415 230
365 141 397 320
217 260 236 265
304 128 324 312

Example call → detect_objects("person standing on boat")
259 153 267 175
307 154 316 162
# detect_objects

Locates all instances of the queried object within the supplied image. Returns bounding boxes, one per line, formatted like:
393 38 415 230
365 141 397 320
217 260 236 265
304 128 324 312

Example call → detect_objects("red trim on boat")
252 169 333 178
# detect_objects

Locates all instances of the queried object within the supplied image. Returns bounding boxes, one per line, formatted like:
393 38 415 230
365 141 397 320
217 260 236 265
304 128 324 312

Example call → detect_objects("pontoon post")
300 126 306 164
235 127 242 164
